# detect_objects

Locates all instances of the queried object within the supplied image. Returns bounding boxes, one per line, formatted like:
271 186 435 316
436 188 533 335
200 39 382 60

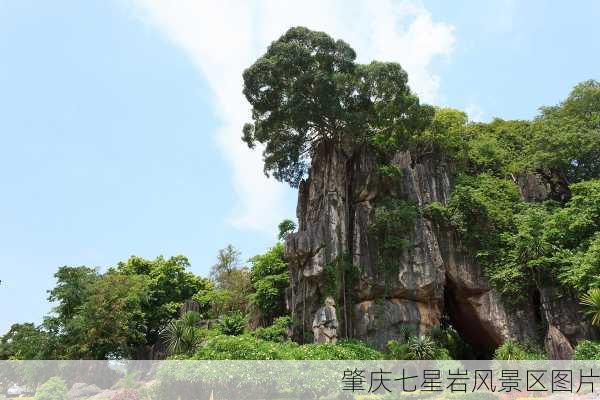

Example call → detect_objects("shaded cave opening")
442 277 501 359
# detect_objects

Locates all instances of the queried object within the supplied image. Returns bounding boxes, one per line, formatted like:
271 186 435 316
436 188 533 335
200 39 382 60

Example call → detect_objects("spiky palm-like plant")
162 311 202 355
581 288 600 326
407 335 436 360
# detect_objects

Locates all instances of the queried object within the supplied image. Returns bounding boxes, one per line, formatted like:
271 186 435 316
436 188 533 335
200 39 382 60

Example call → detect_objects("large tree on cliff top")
242 26 433 187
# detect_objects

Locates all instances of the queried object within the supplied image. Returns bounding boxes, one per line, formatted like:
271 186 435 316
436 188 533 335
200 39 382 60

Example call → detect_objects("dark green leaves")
242 27 431 186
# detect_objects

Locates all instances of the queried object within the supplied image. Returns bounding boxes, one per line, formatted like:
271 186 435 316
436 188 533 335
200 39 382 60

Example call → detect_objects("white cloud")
125 0 455 232
465 103 486 123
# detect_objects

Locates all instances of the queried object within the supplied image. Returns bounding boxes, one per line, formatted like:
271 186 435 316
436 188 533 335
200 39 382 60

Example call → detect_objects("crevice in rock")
342 152 355 339
443 275 499 359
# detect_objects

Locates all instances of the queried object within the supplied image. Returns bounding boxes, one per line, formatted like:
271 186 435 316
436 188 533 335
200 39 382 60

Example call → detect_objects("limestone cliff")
284 142 595 359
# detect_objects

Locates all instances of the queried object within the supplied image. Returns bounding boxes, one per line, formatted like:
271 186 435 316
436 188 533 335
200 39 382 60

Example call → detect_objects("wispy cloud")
465 103 486 122
125 0 455 232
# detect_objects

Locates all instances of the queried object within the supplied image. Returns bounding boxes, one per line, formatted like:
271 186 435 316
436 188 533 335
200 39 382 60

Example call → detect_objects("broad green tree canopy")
242 26 432 186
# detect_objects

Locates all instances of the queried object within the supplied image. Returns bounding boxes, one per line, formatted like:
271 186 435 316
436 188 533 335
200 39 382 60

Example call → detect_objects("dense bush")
574 340 600 360
35 377 68 400
217 312 246 336
252 316 291 342
384 323 470 360
493 340 545 360
193 334 383 360
247 244 289 323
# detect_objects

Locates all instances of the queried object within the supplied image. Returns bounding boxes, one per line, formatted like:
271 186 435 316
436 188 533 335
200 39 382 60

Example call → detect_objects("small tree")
277 219 296 240
218 312 246 336
161 311 202 355
581 288 600 326
36 377 68 400
242 27 432 187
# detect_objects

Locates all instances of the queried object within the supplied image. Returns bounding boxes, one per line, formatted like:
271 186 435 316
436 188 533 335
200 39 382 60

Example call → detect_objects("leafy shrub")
162 311 204 355
192 334 382 360
35 377 68 400
218 312 246 336
248 244 289 322
429 325 471 359
277 219 296 240
252 316 291 342
388 332 455 360
386 340 410 359
407 336 437 360
574 340 600 360
422 202 450 226
581 288 600 326
493 340 545 360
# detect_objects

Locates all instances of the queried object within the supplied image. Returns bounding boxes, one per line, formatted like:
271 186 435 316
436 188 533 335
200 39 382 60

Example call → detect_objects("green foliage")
218 312 246 336
429 325 471 359
71 272 149 359
581 288 600 326
422 201 450 226
193 334 382 360
248 243 289 323
465 119 532 176
443 174 536 298
493 340 545 360
574 340 600 360
277 219 296 240
161 312 203 356
411 107 468 161
447 174 520 251
47 266 99 325
113 255 211 345
3 254 213 359
566 234 600 291
192 287 231 319
386 340 410 360
242 27 431 186
370 199 417 291
0 323 54 360
205 245 252 316
371 199 418 253
407 336 437 360
387 331 454 360
493 340 528 360
528 81 600 195
252 317 291 342
35 377 68 400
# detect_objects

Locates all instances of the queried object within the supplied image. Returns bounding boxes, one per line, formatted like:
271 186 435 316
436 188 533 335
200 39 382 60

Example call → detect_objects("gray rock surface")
68 383 102 400
284 142 595 356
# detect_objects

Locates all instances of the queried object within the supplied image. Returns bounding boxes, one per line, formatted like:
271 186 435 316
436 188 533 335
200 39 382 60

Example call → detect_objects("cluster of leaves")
493 340 546 360
242 27 432 187
193 334 382 360
1 237 294 360
420 104 600 303
574 340 600 360
218 312 247 336
161 311 204 356
369 199 418 292
0 256 211 360
252 316 292 342
247 243 289 324
35 377 68 400
192 244 252 318
385 325 461 360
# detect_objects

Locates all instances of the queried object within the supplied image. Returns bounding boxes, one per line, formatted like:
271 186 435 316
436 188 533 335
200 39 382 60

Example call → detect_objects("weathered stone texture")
285 142 594 356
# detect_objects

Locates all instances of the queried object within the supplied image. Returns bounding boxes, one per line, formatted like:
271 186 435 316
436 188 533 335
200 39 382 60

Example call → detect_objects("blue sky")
0 0 598 334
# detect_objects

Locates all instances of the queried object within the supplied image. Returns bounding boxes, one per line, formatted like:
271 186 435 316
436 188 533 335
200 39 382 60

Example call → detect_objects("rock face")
284 142 594 357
